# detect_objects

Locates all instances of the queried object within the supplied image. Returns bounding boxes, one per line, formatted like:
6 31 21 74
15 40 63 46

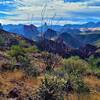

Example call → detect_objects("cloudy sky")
0 0 100 26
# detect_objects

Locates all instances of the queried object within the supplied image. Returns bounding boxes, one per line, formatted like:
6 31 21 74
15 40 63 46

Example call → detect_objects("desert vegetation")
0 29 100 100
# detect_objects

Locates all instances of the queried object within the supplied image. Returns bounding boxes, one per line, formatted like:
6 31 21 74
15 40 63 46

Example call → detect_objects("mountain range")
1 22 100 48
0 28 99 59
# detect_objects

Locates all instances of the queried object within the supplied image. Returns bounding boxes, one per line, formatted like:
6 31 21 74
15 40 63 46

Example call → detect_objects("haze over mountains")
1 22 100 48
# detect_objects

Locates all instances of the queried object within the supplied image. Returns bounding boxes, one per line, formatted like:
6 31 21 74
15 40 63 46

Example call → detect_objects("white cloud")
0 0 100 25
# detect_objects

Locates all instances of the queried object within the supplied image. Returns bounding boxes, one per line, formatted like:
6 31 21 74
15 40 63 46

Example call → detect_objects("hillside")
0 28 100 100
3 24 39 41
58 32 83 48
76 34 100 45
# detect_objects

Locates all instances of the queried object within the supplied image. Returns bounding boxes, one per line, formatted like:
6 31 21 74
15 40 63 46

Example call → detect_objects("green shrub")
16 55 40 77
24 46 39 53
19 40 28 47
17 55 30 65
60 57 90 93
88 56 100 78
67 73 90 93
53 65 90 94
34 76 64 100
34 72 90 99
0 36 5 46
24 65 40 77
88 56 100 69
8 45 24 58
63 56 91 75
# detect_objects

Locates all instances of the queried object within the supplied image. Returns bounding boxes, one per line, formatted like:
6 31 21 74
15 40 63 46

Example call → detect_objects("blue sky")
0 0 100 26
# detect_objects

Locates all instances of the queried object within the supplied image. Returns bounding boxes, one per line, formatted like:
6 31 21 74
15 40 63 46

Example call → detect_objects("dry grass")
0 69 100 100
64 92 100 100
0 70 44 97
84 75 100 92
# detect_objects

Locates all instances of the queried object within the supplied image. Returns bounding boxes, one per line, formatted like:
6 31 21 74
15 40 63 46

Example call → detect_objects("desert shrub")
19 40 39 53
55 70 90 94
16 55 40 77
34 76 64 100
88 56 100 78
0 63 14 72
8 45 24 58
24 65 40 77
42 55 91 95
63 56 91 75
17 55 30 65
19 40 29 47
67 73 90 93
34 71 90 100
60 57 90 93
0 61 22 72
8 47 40 77
0 36 4 46
24 46 39 53
88 56 100 69
42 52 62 71
75 79 90 93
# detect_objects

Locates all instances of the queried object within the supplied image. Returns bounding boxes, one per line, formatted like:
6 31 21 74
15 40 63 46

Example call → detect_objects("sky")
0 0 100 26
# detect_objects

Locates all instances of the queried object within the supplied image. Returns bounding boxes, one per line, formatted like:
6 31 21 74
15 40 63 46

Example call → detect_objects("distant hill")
3 24 24 35
63 22 100 28
0 29 35 50
44 28 58 39
0 29 19 49
2 22 100 49
76 34 100 45
58 32 83 48
61 28 82 35
3 24 39 41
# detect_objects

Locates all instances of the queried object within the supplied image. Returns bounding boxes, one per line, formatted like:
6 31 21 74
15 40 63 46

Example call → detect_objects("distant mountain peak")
24 24 37 29
44 28 57 39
